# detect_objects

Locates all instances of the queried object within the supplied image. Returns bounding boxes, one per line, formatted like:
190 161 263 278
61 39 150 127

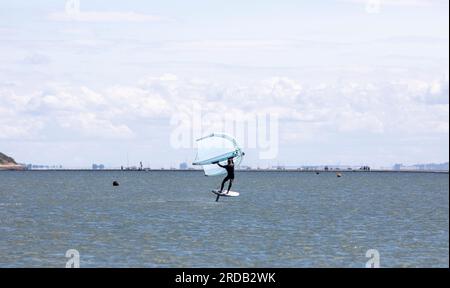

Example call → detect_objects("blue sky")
0 0 448 168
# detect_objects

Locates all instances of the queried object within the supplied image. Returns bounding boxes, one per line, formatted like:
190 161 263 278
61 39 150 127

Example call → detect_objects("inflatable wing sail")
193 133 244 176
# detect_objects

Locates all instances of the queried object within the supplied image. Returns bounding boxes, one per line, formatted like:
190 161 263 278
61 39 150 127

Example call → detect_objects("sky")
0 0 448 169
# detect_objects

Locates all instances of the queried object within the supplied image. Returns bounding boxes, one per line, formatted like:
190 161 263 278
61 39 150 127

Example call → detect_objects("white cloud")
105 86 170 118
49 11 169 23
163 40 288 51
340 0 448 7
398 77 449 105
0 74 448 144
22 53 51 65
0 89 43 139
58 112 134 139
339 0 449 14
0 118 43 140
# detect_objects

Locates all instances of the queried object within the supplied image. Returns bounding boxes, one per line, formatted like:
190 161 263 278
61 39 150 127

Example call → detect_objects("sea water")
0 171 448 267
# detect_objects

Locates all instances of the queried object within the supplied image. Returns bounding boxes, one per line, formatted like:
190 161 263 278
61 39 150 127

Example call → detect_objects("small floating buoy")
316 172 320 175
113 181 120 187
336 173 342 178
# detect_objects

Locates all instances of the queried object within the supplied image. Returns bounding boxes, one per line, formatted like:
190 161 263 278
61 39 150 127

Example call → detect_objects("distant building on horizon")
393 163 403 170
179 162 188 170
393 162 449 171
273 165 286 170
26 164 62 170
92 164 105 170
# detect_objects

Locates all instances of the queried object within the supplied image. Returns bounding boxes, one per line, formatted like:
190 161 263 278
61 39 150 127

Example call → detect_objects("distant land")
0 151 448 173
396 162 449 171
0 152 24 170
17 162 449 173
0 152 16 164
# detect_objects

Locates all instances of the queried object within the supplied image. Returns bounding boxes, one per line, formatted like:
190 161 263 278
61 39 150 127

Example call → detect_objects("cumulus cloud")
0 74 448 143
340 0 448 7
48 0 169 23
140 74 448 138
49 11 169 23
22 53 51 66
58 112 134 139
104 86 170 118
339 0 449 14
0 89 43 139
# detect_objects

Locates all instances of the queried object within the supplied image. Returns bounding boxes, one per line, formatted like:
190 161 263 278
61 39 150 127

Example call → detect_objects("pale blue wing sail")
193 133 244 176
192 151 238 166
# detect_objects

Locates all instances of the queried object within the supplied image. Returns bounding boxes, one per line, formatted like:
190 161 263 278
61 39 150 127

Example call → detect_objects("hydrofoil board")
211 190 240 197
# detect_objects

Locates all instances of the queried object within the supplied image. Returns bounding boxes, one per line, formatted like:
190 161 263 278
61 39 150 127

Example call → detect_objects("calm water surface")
0 171 448 267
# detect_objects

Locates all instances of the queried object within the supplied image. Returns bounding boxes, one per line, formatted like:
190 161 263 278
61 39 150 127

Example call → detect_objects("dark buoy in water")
113 181 120 187
336 173 342 178
316 172 320 175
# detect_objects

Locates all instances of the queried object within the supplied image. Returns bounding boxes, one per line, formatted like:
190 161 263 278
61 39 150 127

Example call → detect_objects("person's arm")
217 163 226 168
212 161 224 168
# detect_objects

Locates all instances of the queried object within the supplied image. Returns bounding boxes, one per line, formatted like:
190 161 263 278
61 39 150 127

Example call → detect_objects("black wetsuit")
218 163 235 192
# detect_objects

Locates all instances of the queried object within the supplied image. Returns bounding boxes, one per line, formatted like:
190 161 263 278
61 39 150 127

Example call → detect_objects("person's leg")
220 176 230 192
226 179 234 193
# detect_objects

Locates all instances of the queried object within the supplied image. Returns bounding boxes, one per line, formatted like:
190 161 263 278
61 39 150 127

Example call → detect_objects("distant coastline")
0 164 25 171
0 152 25 171
1 169 447 174
1 151 448 173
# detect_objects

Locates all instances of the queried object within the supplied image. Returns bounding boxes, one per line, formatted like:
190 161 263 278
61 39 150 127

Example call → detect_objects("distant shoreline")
0 164 25 171
0 169 448 174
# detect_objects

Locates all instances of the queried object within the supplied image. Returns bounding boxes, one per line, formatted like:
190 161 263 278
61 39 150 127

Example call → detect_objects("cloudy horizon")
0 0 448 169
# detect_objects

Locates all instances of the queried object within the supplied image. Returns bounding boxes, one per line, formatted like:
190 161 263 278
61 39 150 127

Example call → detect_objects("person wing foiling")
216 158 235 194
